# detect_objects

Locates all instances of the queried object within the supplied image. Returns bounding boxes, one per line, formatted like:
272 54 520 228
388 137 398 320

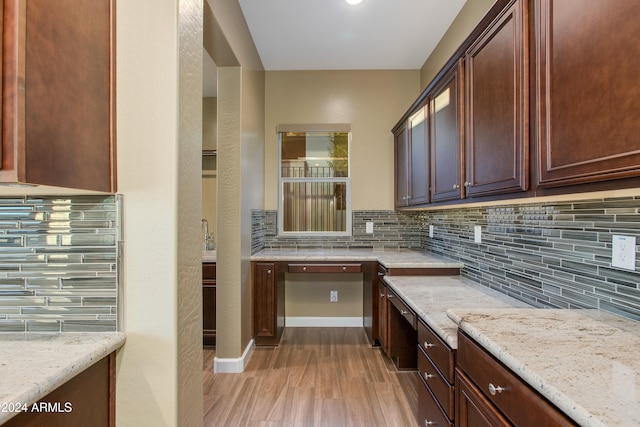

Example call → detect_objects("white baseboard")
213 338 254 373
286 316 363 327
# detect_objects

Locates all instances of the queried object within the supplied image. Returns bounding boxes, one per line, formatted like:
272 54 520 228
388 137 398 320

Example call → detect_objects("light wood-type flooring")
203 327 420 426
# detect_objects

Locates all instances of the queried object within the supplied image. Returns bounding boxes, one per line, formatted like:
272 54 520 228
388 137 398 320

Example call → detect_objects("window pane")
282 181 347 232
281 132 349 178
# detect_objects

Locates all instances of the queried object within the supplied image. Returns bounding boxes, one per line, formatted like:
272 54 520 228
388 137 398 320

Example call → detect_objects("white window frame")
277 129 352 237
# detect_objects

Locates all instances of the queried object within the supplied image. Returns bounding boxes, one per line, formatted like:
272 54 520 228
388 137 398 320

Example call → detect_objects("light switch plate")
474 225 482 243
612 235 636 270
429 225 434 238
365 222 374 234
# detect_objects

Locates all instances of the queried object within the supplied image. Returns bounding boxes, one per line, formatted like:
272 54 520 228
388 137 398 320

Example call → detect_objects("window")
278 126 351 235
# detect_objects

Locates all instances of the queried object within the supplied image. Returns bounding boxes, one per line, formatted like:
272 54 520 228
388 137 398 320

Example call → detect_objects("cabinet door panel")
253 262 280 345
430 62 463 202
536 0 640 187
409 106 429 205
394 123 409 208
456 369 510 427
466 0 528 197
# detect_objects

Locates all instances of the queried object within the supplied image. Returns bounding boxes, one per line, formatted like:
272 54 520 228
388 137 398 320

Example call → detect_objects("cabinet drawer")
457 331 576 427
418 376 453 427
418 319 455 383
418 346 454 420
202 263 216 279
388 290 416 329
287 263 362 274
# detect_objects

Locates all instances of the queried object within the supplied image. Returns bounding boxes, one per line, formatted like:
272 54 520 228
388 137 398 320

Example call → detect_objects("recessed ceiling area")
238 0 467 70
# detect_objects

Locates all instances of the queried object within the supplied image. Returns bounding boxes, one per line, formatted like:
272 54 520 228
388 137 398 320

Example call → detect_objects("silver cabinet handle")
400 310 409 315
423 372 435 380
267 270 271 274
302 266 307 271
488 383 505 395
342 266 347 272
388 294 394 299
424 421 434 426
380 293 385 298
423 342 434 348
464 181 471 187
453 184 460 189
377 272 385 277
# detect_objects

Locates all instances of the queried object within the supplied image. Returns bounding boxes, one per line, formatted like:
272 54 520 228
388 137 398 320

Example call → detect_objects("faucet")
201 219 215 250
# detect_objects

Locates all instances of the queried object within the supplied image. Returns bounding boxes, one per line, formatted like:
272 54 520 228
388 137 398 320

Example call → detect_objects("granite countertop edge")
0 332 126 424
249 248 464 269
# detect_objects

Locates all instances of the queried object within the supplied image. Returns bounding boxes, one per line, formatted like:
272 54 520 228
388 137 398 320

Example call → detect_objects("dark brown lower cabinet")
4 353 115 427
456 331 576 426
456 369 510 427
252 262 284 346
417 319 455 426
387 289 417 370
203 263 216 346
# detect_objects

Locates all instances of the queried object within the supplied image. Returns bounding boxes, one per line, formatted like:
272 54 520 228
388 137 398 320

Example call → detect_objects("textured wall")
177 0 204 424
0 195 119 332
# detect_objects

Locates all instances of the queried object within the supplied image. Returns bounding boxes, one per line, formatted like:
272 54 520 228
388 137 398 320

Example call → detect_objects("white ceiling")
238 0 468 70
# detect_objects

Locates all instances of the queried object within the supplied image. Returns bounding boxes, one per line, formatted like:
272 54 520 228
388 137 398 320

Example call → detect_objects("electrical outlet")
429 225 434 238
612 235 636 270
330 290 338 302
474 225 482 243
365 221 374 234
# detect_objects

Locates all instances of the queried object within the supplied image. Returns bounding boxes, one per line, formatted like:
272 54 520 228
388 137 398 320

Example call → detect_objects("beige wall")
115 0 202 426
202 97 217 244
285 274 363 318
264 70 420 212
206 0 265 363
420 0 496 89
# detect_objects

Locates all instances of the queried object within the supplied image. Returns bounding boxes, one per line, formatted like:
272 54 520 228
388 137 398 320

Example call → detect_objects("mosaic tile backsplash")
252 210 422 252
252 196 640 322
0 195 120 332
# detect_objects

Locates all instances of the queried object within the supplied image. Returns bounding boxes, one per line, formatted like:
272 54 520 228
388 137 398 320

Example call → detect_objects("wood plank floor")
203 327 420 426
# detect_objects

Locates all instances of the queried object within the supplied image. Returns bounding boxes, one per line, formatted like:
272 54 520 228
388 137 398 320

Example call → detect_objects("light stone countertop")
0 332 126 424
251 248 463 269
448 308 640 427
202 250 216 263
383 275 530 348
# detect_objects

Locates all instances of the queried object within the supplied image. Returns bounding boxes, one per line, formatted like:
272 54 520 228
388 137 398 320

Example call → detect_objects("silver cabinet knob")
267 269 271 274
453 184 460 189
342 266 347 272
464 181 471 187
380 293 385 298
302 266 307 271
400 310 409 315
424 421 434 426
423 342 434 348
488 383 505 395
423 373 435 380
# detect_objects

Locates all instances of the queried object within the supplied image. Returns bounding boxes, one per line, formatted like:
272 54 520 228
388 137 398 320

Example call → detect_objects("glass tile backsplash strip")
256 210 422 252
420 196 640 322
0 195 119 332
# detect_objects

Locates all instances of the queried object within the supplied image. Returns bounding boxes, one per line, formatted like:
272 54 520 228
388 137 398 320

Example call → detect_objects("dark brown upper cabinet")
394 122 410 208
535 0 640 188
430 60 464 203
0 0 116 192
393 105 429 208
464 0 528 197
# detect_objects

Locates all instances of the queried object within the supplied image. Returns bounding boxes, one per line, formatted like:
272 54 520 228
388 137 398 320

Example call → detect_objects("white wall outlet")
612 235 636 270
474 225 482 243
365 221 374 234
429 225 434 238
330 290 338 302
